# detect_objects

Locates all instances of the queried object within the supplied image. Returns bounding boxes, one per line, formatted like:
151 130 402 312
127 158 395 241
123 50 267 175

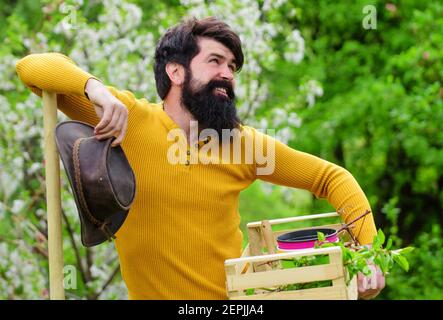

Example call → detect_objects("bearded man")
16 16 384 300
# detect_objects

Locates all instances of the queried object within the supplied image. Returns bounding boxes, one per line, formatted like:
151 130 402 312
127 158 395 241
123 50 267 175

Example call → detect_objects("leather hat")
55 120 136 247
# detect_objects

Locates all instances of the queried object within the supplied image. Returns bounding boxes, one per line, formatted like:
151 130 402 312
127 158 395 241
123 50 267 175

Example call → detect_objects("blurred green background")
0 0 442 299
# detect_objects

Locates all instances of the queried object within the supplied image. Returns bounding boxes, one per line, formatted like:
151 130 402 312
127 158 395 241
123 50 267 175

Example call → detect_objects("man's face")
181 38 240 137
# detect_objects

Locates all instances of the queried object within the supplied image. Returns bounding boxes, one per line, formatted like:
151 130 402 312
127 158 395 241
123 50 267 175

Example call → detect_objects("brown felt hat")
55 120 136 247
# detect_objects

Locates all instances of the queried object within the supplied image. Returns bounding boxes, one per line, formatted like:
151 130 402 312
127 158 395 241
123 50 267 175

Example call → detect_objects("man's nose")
219 64 234 81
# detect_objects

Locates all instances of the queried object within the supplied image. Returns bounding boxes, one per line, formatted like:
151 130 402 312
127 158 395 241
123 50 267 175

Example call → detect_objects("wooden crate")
224 212 358 300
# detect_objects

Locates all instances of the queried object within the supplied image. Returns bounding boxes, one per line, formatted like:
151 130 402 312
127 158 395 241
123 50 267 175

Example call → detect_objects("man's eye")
210 58 219 64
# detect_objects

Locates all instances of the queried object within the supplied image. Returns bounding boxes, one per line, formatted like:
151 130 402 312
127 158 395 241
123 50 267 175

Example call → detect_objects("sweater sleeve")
251 127 377 245
15 52 137 126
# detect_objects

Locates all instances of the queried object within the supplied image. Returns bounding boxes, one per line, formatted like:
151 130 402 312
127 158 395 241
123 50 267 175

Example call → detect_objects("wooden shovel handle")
42 91 65 300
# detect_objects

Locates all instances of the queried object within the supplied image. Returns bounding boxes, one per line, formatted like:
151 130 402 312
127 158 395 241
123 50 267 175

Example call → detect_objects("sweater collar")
157 101 180 131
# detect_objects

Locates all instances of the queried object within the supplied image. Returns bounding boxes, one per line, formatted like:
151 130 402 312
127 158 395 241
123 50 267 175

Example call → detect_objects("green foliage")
1 0 442 300
241 0 443 299
283 0 443 245
316 230 414 283
280 254 333 291
380 224 443 299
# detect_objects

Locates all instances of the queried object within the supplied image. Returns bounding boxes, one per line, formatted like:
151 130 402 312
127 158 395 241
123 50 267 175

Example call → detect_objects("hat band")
72 137 116 242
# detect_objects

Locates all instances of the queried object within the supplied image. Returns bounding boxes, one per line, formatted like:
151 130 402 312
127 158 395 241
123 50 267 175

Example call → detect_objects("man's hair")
154 16 244 100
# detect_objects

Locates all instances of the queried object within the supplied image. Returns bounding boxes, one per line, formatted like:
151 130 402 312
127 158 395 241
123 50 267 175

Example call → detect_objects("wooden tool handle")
42 91 65 300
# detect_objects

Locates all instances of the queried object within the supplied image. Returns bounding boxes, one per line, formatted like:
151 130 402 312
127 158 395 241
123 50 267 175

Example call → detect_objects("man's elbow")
15 54 39 82
15 55 28 78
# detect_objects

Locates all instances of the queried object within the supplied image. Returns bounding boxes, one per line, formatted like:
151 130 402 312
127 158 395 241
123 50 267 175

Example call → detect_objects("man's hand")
85 78 129 147
357 263 385 299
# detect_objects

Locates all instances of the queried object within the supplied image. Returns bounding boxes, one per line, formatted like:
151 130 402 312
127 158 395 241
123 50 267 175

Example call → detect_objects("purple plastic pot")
277 228 338 250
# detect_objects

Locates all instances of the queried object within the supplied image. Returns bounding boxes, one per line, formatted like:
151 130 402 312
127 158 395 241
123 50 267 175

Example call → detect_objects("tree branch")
85 247 94 282
90 265 120 300
61 208 88 284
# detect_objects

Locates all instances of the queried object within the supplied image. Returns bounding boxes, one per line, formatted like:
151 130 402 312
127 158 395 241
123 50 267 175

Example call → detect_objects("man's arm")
251 127 377 245
249 127 385 299
16 52 137 145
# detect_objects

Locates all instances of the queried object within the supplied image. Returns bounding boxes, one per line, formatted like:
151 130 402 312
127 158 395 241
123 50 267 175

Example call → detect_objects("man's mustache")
204 79 235 100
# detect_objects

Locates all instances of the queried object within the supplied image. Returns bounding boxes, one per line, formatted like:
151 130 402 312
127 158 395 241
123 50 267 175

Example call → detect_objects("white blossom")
300 80 324 107
262 0 287 12
284 29 305 64
0 55 19 90
90 265 108 281
275 127 292 144
288 112 302 128
11 200 26 214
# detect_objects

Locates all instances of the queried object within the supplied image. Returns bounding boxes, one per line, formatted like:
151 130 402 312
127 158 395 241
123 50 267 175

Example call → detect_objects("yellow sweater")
16 52 377 299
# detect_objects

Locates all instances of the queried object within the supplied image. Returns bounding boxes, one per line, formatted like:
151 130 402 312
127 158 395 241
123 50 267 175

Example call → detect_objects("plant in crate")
232 210 414 298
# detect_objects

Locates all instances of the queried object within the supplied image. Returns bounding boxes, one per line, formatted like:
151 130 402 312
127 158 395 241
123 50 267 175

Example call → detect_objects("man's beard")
181 69 241 138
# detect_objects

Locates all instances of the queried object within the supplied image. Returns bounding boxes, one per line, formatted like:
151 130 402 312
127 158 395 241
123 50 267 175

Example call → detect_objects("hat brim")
55 120 129 247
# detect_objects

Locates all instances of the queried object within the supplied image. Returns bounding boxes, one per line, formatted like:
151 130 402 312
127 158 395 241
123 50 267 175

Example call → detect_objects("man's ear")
165 62 185 86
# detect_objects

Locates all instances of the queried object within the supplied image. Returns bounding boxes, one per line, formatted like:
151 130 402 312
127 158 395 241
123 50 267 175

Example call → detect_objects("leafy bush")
379 224 443 299
1 0 442 299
